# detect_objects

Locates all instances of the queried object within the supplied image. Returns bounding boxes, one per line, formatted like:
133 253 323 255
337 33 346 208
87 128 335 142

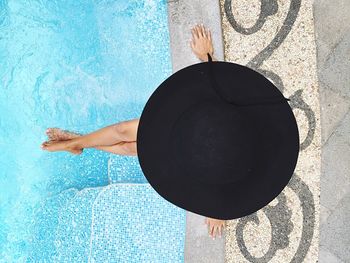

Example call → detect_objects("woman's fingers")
191 24 211 40
218 225 222 237
199 24 205 37
203 25 208 38
194 25 199 37
198 24 203 37
213 225 221 239
195 24 202 38
194 26 199 38
191 28 198 41
210 225 215 238
209 224 218 239
204 217 226 239
191 24 211 42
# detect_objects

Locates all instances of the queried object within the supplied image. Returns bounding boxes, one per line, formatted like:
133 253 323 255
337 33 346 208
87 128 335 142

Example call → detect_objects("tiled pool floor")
31 163 186 263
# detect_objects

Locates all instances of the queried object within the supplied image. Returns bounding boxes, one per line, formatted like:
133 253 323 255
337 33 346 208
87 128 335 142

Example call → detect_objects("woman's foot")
42 128 83 155
205 217 225 239
190 24 215 62
41 140 83 155
46 128 81 141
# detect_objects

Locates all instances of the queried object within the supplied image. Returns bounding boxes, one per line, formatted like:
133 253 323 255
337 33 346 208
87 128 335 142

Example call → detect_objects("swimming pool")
0 0 186 261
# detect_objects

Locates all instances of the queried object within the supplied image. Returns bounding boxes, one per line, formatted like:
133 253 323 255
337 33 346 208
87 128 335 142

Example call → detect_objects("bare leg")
46 128 137 156
101 141 137 156
41 118 139 154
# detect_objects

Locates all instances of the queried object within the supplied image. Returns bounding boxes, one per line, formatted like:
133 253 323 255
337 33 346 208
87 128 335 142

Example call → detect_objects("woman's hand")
190 24 215 62
205 217 225 239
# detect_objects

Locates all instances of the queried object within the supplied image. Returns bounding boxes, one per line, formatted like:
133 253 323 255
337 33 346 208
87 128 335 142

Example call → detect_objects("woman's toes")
46 129 53 138
46 128 58 140
41 141 49 149
47 128 57 135
41 140 61 151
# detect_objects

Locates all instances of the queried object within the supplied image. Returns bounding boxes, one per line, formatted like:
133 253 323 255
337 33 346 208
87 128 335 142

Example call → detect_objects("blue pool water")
0 0 186 262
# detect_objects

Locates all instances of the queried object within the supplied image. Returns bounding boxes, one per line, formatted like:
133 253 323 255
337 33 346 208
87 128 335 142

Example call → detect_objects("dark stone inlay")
223 0 318 262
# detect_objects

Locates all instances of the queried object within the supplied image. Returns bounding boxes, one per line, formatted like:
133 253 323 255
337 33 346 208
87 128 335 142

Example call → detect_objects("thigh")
100 141 137 156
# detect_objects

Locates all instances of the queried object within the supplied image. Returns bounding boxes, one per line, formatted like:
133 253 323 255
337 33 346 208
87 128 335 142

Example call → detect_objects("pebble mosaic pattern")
219 0 321 262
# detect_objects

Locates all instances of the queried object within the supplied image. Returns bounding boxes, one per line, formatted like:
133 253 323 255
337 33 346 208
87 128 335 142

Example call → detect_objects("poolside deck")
168 0 350 262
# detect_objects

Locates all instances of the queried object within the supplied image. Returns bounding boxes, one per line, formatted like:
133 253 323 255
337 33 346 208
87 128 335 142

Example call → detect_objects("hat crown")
169 98 257 185
137 55 299 219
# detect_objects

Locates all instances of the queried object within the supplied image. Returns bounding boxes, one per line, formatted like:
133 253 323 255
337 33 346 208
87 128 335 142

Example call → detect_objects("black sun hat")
136 54 299 220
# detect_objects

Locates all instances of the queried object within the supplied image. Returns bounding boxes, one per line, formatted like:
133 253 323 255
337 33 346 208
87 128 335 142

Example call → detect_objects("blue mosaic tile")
29 188 78 262
108 155 148 184
29 184 186 263
0 0 179 261
54 188 101 262
89 184 186 263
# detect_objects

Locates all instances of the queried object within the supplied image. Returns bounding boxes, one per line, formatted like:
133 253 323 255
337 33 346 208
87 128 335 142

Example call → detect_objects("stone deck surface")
167 0 350 262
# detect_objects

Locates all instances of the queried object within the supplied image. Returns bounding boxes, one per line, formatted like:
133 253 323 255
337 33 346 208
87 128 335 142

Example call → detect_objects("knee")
114 122 129 135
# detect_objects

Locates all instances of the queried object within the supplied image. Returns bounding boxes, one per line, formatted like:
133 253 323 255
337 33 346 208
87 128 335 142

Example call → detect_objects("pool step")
39 184 186 262
30 153 186 263
29 188 79 262
88 184 186 263
54 187 101 262
108 155 148 184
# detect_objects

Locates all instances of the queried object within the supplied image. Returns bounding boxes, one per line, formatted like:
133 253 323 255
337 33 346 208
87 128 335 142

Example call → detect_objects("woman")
41 24 225 239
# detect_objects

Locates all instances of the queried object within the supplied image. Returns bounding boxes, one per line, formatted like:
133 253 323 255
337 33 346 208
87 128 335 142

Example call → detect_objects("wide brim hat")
136 54 299 220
